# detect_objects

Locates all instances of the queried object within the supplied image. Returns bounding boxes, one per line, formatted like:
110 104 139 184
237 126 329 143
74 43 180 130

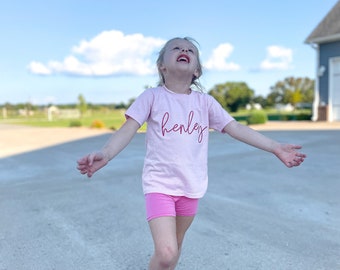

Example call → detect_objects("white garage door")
329 57 340 121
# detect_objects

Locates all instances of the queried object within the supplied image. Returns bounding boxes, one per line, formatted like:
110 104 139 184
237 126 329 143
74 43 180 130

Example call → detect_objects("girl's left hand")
274 144 306 168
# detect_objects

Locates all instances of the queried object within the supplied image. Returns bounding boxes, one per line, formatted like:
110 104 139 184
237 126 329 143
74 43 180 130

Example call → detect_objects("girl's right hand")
77 151 109 178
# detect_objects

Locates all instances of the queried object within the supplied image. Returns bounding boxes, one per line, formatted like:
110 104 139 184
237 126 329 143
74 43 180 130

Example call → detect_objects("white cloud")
28 61 52 75
27 30 165 76
203 43 241 71
259 45 293 70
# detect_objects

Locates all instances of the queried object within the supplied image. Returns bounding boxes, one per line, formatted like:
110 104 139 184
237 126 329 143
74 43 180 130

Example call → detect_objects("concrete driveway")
0 124 339 269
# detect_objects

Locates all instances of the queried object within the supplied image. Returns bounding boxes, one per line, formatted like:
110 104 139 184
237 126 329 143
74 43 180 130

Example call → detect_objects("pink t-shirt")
125 86 234 198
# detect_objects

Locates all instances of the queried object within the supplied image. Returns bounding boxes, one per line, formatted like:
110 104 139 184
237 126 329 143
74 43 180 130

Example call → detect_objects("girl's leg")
174 216 195 265
148 215 195 270
149 216 177 270
176 215 195 250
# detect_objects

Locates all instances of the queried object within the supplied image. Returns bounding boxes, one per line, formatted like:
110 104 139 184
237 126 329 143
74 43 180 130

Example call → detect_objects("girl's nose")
181 48 188 52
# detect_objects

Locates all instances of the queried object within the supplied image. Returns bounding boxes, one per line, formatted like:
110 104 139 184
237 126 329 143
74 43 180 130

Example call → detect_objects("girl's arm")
223 120 306 168
77 117 140 177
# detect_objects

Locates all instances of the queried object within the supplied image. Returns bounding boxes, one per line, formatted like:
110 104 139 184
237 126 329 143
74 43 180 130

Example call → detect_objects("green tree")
208 82 254 112
267 77 314 108
252 95 268 108
77 94 87 117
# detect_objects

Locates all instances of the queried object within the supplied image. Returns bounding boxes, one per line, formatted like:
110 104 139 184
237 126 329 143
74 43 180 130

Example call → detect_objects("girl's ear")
193 68 200 79
159 62 166 72
158 64 166 84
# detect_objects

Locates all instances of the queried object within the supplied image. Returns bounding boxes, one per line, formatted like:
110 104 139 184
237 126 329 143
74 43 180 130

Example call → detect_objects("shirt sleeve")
207 95 235 132
125 88 154 126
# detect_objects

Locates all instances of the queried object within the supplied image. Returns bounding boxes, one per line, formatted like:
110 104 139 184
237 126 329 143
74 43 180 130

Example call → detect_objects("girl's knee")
155 245 179 268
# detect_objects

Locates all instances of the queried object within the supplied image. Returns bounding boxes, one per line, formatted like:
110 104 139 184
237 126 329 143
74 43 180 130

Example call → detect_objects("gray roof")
305 0 340 44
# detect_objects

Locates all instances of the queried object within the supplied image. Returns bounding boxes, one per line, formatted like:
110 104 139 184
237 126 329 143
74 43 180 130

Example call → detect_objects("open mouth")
177 54 190 63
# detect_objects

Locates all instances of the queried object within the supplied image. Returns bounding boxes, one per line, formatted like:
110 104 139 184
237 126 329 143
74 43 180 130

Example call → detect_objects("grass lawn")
0 109 149 131
1 109 125 128
1 108 312 131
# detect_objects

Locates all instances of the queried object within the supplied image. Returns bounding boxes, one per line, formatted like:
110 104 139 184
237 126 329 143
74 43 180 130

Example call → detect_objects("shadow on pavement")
1 131 339 270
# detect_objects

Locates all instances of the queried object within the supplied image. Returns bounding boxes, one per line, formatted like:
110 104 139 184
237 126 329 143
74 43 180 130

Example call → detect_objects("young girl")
77 37 306 270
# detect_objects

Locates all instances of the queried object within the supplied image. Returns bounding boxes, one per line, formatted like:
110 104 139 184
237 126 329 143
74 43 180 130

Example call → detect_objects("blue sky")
0 0 338 105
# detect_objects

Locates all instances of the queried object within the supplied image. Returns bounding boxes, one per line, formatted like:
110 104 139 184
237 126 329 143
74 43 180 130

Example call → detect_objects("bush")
69 120 82 127
296 113 312 121
90 119 106 129
267 113 312 121
246 111 268 125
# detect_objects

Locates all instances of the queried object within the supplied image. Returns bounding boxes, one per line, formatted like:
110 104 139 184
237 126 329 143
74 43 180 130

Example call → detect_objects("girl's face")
160 39 200 79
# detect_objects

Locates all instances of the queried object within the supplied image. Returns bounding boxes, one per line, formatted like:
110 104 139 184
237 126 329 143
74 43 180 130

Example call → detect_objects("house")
305 0 340 122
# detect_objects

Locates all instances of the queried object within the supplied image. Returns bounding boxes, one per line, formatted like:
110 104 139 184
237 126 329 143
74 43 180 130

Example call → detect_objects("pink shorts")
145 193 199 221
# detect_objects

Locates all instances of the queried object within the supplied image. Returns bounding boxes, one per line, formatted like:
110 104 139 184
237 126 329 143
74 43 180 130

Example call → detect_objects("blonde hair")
156 37 204 92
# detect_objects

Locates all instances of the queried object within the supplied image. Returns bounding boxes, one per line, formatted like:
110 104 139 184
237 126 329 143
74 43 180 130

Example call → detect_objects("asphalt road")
1 130 339 269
